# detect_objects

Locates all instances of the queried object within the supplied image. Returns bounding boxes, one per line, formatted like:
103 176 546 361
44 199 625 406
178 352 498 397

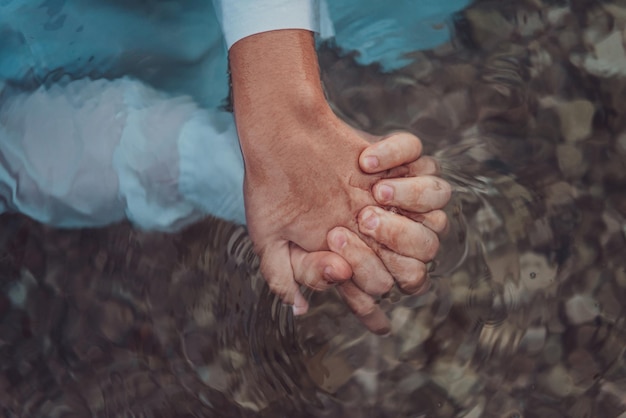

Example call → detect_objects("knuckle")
384 165 410 179
400 280 423 295
422 156 439 175
360 262 394 295
415 262 428 286
382 250 411 274
354 302 378 319
263 276 291 301
422 233 440 261
400 131 422 151
376 276 395 295
269 284 289 301
409 181 426 206
409 155 437 176
299 272 317 289
409 277 431 295
387 136 403 156
430 210 449 233
303 272 333 292
434 178 452 203
397 260 428 294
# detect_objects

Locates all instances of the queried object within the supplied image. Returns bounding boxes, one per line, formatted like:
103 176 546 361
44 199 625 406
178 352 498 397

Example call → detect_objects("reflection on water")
2 0 626 417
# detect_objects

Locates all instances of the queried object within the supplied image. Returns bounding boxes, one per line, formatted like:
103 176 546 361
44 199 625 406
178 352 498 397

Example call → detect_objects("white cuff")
213 0 321 49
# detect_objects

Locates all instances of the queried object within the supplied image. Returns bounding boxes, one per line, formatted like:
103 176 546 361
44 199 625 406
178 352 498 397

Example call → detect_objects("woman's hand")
328 133 450 333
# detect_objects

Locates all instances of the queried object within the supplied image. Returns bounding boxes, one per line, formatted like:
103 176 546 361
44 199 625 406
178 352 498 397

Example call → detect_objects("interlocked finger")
375 247 430 295
327 227 394 296
358 206 440 263
337 281 391 335
372 175 452 213
404 155 440 176
290 243 352 292
360 132 423 173
402 209 449 235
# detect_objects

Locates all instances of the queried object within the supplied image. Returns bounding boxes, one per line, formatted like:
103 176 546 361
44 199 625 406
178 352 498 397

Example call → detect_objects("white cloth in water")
0 78 245 230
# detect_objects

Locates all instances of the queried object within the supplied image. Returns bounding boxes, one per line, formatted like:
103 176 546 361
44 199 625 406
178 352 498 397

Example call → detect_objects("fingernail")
292 292 308 316
376 184 394 203
331 231 347 250
361 210 379 230
363 156 379 170
292 304 307 316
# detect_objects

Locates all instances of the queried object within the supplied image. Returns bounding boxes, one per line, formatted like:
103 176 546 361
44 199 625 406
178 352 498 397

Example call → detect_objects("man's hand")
230 29 450 334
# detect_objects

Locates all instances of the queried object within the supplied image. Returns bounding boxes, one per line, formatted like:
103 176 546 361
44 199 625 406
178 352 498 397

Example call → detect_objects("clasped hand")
241 108 450 334
230 29 451 334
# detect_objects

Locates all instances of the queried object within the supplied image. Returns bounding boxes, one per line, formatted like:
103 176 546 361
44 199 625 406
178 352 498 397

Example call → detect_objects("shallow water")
2 0 626 417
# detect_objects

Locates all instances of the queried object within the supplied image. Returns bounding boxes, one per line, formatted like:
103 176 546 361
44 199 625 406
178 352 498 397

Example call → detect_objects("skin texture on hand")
229 29 451 334
330 134 450 333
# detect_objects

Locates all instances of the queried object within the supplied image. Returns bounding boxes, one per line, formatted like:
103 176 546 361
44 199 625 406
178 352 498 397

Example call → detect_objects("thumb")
259 240 309 315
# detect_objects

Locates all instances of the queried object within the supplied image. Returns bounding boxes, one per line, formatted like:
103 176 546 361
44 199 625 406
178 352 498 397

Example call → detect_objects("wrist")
229 29 331 142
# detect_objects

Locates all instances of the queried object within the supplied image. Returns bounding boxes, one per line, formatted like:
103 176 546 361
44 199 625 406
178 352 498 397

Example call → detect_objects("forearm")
228 29 332 152
230 29 335 177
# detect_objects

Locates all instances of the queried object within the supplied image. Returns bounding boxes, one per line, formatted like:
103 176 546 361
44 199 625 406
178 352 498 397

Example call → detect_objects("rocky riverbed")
2 0 626 417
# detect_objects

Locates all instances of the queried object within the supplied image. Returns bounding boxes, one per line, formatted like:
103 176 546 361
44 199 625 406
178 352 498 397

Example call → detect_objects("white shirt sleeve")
212 0 323 49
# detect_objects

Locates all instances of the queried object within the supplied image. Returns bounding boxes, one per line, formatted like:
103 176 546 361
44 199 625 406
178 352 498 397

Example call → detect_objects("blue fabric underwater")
0 0 471 229
327 0 472 70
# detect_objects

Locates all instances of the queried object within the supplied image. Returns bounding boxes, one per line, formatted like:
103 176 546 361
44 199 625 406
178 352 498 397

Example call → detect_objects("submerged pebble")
2 0 626 416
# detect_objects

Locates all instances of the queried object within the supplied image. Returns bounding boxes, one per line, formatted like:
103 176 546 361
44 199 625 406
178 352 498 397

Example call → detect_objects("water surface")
2 0 626 417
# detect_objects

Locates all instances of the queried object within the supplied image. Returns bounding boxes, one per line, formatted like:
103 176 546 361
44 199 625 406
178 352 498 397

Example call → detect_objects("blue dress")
0 0 471 230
